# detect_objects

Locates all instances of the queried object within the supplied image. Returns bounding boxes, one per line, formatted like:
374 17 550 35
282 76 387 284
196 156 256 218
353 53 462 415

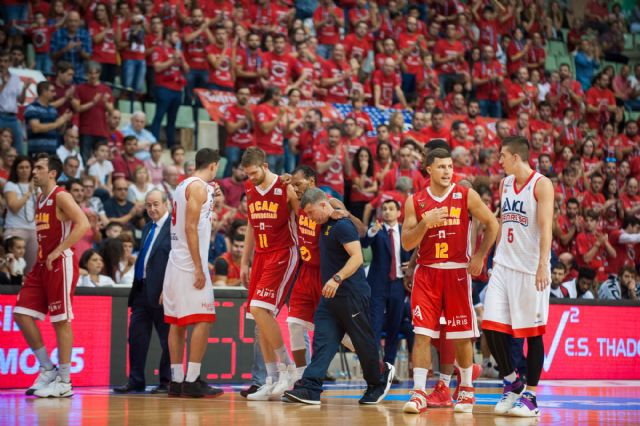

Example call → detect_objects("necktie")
389 228 397 281
135 223 157 281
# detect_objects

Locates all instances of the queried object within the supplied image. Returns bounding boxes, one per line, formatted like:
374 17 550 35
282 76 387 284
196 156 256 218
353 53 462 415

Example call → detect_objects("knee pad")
288 321 307 351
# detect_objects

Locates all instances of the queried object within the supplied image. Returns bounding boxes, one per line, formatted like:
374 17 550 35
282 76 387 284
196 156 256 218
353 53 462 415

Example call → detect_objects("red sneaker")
403 389 429 414
425 380 453 408
454 386 475 413
453 364 481 401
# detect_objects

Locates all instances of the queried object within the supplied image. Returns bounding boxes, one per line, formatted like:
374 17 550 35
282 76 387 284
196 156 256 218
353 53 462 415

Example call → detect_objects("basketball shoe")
452 364 482 401
33 376 73 398
494 378 525 414
282 387 321 405
508 392 540 417
402 389 429 414
425 380 452 408
247 376 275 401
270 364 296 400
453 386 475 413
26 367 58 396
359 363 395 404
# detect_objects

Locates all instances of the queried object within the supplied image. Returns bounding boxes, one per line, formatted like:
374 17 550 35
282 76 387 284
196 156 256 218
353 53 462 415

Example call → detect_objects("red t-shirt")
507 40 527 76
473 60 503 101
144 33 163 66
88 22 117 65
235 48 264 94
262 51 296 94
576 231 609 282
315 144 346 196
206 43 234 88
322 60 351 104
549 80 584 119
350 171 376 203
184 26 210 71
506 81 538 118
433 39 464 74
343 33 373 63
28 25 55 54
298 128 328 167
476 17 500 49
152 45 186 91
586 86 615 130
313 6 342 45
223 104 255 149
422 125 451 143
372 70 400 108
74 83 113 138
398 33 426 75
254 103 284 155
582 191 606 212
381 167 426 192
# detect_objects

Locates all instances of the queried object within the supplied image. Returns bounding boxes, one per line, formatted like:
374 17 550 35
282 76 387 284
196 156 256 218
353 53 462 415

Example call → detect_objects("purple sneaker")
508 392 540 417
494 379 524 414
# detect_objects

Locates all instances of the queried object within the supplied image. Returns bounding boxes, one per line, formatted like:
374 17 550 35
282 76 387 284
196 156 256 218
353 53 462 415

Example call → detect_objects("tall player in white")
482 136 554 417
163 148 222 398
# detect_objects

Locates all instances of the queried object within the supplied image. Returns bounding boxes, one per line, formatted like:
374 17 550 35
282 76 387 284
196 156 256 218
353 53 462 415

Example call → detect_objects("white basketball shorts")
482 263 550 338
162 260 216 326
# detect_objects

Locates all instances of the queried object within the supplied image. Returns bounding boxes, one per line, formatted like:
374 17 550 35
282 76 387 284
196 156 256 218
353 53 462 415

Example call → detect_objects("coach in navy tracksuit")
115 189 171 393
283 188 394 405
361 199 412 366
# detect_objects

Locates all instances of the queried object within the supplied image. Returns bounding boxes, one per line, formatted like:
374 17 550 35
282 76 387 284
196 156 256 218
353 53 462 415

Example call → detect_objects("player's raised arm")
185 181 207 289
466 188 499 276
47 191 90 270
535 176 554 290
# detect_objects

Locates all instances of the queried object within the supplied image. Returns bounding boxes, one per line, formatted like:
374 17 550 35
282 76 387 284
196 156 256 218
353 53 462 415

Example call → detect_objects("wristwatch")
333 274 342 284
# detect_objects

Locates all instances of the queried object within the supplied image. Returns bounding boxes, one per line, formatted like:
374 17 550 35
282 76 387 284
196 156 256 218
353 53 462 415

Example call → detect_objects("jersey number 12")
435 242 449 259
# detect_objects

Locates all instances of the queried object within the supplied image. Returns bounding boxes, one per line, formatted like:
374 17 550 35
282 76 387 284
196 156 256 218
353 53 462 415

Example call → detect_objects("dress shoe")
150 383 169 394
113 383 145 393
196 377 224 397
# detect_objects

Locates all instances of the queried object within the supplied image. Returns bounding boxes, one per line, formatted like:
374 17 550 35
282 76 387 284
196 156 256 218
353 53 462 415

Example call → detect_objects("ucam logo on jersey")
542 304 640 379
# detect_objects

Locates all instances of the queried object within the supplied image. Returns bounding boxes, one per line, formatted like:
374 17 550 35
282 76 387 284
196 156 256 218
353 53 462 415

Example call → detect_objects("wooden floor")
1 380 639 425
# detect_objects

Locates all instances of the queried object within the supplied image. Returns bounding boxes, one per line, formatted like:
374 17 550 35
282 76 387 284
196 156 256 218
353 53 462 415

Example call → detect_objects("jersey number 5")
507 228 514 243
435 242 449 259
258 233 269 249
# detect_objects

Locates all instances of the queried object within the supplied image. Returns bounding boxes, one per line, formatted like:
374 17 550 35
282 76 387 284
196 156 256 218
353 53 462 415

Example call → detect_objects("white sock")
440 373 451 387
266 362 278 381
34 347 54 370
186 362 201 383
171 364 184 383
275 345 293 366
413 368 428 390
58 363 71 383
504 371 517 384
460 366 473 387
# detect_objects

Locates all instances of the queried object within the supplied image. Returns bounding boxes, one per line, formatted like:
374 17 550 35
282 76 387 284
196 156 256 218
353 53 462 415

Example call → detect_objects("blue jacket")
361 225 412 289
128 218 171 307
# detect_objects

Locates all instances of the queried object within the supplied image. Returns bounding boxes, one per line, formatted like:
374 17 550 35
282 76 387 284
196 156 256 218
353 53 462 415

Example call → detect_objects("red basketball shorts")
287 263 322 330
248 246 299 315
411 265 479 339
15 253 78 323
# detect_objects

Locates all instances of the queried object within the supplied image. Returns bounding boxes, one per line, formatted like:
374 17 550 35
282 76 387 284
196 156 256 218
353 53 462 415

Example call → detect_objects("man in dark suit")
361 199 412 367
114 189 171 393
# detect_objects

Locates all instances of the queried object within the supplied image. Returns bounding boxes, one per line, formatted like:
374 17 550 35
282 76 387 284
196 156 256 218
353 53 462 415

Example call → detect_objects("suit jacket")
128 218 171 308
361 224 412 290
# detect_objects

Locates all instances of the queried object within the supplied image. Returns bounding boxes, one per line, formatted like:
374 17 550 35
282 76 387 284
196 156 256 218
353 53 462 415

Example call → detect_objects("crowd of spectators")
1 0 640 301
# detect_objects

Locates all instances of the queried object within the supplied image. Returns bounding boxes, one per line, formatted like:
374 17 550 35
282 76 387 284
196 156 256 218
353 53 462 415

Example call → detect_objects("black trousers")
128 290 171 387
298 291 382 396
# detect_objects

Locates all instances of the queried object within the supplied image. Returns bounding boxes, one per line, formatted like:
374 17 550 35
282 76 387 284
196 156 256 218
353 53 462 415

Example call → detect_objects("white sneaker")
34 376 73 398
270 364 295 400
507 393 541 417
481 365 499 379
402 389 428 414
247 377 275 401
495 391 522 414
26 367 58 395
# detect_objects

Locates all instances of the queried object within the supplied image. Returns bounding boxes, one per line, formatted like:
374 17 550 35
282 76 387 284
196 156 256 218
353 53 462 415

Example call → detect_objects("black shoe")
240 384 260 398
359 363 395 405
150 383 169 394
113 382 145 393
283 388 321 405
168 381 183 397
181 380 204 398
196 377 224 398
324 373 336 382
392 377 400 385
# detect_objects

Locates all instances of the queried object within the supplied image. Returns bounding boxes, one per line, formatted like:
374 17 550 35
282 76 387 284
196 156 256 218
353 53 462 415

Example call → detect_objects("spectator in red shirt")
349 0 377 30
50 61 75 118
473 45 503 118
450 120 473 151
206 25 235 92
433 23 466 97
381 145 425 192
89 3 118 84
582 173 608 215
350 146 378 220
260 34 296 94
291 40 321 100
576 209 616 282
506 27 530 77
620 177 640 218
585 72 617 131
506 66 539 119
315 125 350 200
27 12 56 75
525 32 546 76
313 0 344 59
422 108 451 143
607 216 640 276
398 15 427 95
223 86 255 175
320 44 352 104
254 86 287 173
71 61 115 161
117 14 147 94
553 197 582 256
344 21 373 66
403 112 429 146
107 109 125 153
363 175 412 226
296 109 328 167
218 162 247 208
471 2 508 50
235 32 265 95
112 135 144 182
548 63 585 120
373 58 409 110
150 27 189 148
144 16 164 102
184 8 214 105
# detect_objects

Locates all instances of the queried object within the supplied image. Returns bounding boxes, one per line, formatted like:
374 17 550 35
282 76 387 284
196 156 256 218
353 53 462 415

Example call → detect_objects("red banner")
542 304 640 379
0 295 112 388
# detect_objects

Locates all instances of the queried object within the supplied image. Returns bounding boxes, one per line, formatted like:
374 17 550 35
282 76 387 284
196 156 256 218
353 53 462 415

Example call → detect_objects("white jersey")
168 176 214 274
493 172 544 275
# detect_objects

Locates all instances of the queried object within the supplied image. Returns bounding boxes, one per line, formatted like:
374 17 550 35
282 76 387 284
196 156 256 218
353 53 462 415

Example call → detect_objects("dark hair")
4 236 24 253
241 146 266 167
352 147 374 177
195 148 220 170
227 218 248 239
94 140 108 151
170 145 185 156
124 135 137 144
79 249 102 271
55 61 74 74
603 177 619 200
501 136 530 161
425 148 451 166
623 215 640 229
584 209 600 220
424 139 451 153
577 266 596 280
105 222 123 232
36 154 63 180
376 141 393 160
552 262 567 272
64 155 80 166
64 178 83 192
259 86 281 104
432 107 444 116
292 164 317 181
382 199 400 210
100 238 124 281
231 233 245 244
36 81 51 96
8 155 32 183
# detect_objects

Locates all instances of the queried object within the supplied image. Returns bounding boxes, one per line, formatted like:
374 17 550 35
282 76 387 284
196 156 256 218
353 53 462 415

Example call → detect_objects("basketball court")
2 379 638 425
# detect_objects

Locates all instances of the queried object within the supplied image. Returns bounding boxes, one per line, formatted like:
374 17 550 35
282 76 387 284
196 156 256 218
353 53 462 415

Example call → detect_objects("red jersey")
183 25 210 71
313 5 342 45
254 103 284 155
28 25 55 54
476 18 500 49
206 43 234 88
422 126 451 143
506 40 527 76
413 184 471 266
297 209 320 267
507 81 538 118
89 22 117 65
370 190 407 222
245 177 296 253
151 45 186 91
344 33 373 63
262 51 296 93
315 144 346 196
298 128 327 167
35 186 72 262
433 39 464 74
554 214 578 256
372 70 400 108
586 86 615 130
144 33 163 66
222 104 255 148
218 252 241 281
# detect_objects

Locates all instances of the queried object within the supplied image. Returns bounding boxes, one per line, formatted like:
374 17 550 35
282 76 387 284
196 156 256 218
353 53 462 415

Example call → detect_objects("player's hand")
467 253 483 276
422 207 448 227
322 278 340 298
193 269 206 290
46 248 63 271
535 263 550 291
330 208 349 220
240 263 250 287
280 173 292 184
